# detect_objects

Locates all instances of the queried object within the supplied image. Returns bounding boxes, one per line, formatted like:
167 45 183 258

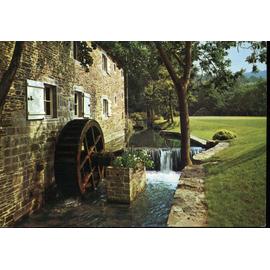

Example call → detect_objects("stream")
16 129 204 227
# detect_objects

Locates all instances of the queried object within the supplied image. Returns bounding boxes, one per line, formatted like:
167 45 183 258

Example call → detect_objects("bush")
212 129 237 140
130 112 147 121
153 114 161 121
112 149 154 170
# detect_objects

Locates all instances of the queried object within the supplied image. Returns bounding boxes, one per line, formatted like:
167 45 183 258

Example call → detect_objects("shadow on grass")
155 120 179 131
206 144 266 175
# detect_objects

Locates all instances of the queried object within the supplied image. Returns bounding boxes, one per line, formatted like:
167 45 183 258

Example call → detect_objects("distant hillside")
244 70 266 78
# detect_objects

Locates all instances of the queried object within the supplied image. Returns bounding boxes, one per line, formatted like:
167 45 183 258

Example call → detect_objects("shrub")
212 129 237 140
112 149 154 170
130 112 147 121
153 114 162 121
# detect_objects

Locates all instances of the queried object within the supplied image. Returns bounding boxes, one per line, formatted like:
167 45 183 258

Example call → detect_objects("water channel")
16 129 204 227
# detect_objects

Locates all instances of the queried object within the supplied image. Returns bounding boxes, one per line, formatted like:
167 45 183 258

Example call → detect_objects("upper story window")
103 99 109 117
44 84 57 118
113 64 116 71
102 54 108 72
73 41 81 61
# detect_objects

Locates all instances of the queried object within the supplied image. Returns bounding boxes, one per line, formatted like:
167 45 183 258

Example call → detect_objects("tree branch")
172 52 182 67
183 41 192 84
154 42 180 86
0 41 25 113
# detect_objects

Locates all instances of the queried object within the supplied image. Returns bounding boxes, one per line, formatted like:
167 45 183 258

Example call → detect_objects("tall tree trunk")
169 94 174 124
177 83 192 168
0 41 25 114
155 41 193 168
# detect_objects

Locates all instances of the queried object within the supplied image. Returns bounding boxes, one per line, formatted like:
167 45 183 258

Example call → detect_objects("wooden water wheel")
55 119 110 196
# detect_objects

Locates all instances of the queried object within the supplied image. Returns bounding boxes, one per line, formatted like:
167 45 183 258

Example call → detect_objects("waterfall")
160 149 172 171
146 147 204 172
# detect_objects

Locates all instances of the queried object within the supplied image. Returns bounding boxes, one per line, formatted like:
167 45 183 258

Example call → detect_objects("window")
103 99 109 117
73 41 81 61
114 95 117 104
74 91 83 117
102 96 112 118
102 54 108 72
44 84 57 118
73 89 91 118
27 80 57 120
114 64 116 71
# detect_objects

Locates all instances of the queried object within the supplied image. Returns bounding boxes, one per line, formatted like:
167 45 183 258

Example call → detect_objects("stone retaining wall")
167 141 230 227
106 166 146 203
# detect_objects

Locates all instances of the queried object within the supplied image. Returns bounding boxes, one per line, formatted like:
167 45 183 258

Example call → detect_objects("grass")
162 116 267 227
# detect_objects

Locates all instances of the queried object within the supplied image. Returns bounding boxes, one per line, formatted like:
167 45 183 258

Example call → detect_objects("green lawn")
167 116 266 227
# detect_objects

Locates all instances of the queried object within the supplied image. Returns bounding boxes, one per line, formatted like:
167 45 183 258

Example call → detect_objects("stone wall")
106 166 146 203
0 42 126 226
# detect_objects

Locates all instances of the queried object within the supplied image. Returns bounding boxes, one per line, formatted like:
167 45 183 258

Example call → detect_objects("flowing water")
16 174 180 228
16 129 204 227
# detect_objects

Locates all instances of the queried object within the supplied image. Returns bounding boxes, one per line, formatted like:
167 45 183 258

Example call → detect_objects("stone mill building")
0 42 126 226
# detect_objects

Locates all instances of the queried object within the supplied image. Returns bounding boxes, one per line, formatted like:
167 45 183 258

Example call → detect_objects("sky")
228 46 266 73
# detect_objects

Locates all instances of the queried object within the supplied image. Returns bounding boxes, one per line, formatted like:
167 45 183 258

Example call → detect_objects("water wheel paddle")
54 119 105 196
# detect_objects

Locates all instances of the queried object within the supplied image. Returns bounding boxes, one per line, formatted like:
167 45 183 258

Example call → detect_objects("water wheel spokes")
55 119 105 196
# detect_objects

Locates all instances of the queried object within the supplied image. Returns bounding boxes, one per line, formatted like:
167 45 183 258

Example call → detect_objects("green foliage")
130 112 147 121
144 67 178 121
227 78 267 116
212 129 237 140
193 107 211 116
112 149 154 170
76 41 95 72
189 75 267 116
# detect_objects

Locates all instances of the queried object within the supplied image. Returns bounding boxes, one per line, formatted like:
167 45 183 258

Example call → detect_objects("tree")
144 67 177 124
154 41 266 168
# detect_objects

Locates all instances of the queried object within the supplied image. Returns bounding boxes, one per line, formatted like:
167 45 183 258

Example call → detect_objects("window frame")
74 91 83 118
73 41 81 62
44 84 57 119
103 98 109 118
102 53 108 73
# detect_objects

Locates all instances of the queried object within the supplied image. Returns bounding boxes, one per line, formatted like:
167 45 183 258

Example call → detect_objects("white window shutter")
27 80 45 120
108 99 112 116
83 92 91 118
